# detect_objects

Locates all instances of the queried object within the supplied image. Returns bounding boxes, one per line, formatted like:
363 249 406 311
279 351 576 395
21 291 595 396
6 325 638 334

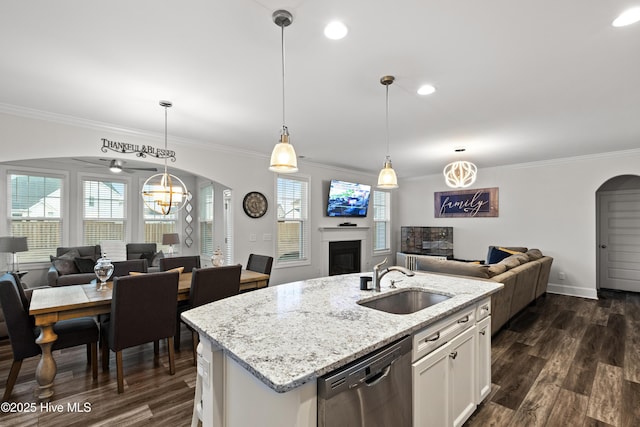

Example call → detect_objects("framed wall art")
434 187 499 218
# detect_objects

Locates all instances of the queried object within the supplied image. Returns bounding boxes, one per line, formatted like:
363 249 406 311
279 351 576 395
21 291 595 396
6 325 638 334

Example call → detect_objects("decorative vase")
212 247 224 267
94 256 114 291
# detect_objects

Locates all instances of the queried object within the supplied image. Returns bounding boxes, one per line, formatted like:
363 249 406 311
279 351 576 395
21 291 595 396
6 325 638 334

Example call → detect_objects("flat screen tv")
327 180 371 217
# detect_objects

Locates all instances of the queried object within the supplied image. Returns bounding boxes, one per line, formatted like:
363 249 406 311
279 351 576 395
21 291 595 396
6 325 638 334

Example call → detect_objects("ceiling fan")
72 158 158 174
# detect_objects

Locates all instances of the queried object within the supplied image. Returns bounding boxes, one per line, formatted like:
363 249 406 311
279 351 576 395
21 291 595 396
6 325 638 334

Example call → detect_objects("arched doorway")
596 174 640 292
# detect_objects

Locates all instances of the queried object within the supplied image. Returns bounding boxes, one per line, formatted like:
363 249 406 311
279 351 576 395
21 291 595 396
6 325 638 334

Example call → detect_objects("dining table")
28 269 270 401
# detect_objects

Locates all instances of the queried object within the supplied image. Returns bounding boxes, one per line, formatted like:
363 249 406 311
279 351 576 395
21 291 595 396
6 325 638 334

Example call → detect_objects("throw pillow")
498 255 521 270
151 250 164 267
74 257 96 273
139 252 155 264
526 249 543 261
50 249 81 275
486 247 513 264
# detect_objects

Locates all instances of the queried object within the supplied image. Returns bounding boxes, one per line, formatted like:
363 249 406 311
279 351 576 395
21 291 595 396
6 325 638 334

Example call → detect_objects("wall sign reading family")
434 187 499 218
100 138 176 161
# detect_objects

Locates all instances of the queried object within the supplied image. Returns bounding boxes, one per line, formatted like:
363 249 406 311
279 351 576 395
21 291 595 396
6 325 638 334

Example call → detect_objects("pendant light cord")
164 105 169 173
281 23 286 130
385 83 390 158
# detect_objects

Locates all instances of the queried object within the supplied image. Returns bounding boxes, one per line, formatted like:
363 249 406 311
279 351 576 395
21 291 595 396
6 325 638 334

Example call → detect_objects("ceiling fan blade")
125 167 158 172
71 158 108 167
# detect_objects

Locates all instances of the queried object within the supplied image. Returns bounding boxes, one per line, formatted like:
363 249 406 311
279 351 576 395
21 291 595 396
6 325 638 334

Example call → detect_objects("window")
276 175 309 265
9 173 63 263
144 208 178 249
373 190 391 252
200 184 214 257
83 179 126 245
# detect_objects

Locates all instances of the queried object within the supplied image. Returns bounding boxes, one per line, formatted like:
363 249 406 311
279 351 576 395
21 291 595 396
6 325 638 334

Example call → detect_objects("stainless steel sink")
358 289 451 315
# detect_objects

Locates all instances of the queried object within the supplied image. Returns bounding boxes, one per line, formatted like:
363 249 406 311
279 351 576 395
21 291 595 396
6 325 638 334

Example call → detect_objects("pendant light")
443 148 477 188
269 10 298 173
141 101 189 215
377 75 399 189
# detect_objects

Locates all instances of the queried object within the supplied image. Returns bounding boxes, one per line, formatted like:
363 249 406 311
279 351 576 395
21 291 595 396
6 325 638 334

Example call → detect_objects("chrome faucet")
372 258 415 292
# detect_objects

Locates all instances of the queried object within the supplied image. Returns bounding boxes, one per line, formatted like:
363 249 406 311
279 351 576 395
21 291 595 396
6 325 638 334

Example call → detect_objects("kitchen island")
181 271 502 426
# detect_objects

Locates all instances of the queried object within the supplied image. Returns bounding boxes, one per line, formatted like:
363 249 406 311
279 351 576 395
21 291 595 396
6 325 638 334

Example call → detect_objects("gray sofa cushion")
414 257 490 279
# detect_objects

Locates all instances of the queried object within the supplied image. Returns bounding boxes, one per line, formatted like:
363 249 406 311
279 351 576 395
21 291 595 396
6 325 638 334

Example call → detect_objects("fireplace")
329 240 361 276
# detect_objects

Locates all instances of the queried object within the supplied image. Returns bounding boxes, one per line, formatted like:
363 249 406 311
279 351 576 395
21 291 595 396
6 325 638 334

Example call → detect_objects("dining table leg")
34 322 58 401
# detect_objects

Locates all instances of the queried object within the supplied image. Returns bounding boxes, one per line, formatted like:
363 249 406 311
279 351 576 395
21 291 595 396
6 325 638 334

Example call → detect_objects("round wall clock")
243 191 268 218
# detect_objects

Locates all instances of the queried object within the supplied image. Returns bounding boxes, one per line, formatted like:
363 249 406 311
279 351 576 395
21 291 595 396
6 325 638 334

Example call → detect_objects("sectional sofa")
397 247 553 335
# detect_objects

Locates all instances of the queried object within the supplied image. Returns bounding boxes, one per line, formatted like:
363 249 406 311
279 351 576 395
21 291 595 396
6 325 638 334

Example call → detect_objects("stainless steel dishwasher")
317 335 412 427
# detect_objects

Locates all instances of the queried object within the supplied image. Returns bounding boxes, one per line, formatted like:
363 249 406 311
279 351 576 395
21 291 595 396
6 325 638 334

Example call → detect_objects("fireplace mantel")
319 227 369 276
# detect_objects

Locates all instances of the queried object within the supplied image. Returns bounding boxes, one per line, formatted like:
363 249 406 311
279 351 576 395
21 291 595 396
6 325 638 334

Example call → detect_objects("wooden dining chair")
246 254 273 285
176 264 241 363
159 255 201 273
0 276 99 401
101 271 179 393
111 259 148 278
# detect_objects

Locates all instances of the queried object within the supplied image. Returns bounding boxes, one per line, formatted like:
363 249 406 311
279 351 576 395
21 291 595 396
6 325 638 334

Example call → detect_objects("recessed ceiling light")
612 7 640 27
324 21 348 40
417 84 436 96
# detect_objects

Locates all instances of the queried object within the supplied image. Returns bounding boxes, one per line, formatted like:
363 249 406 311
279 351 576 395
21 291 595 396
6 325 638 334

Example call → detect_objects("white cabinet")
476 316 491 402
412 299 491 427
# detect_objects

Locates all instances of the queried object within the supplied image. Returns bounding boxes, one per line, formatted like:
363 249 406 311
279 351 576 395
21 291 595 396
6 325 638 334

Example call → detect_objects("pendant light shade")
141 101 189 215
443 160 477 188
377 75 399 189
378 156 398 189
269 10 298 173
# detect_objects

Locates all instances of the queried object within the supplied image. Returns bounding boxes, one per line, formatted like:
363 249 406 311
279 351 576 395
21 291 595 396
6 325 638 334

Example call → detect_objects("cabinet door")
450 325 477 427
476 316 491 403
413 343 451 427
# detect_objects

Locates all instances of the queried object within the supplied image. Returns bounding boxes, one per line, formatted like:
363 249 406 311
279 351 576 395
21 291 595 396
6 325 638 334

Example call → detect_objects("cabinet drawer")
476 298 491 321
412 307 475 362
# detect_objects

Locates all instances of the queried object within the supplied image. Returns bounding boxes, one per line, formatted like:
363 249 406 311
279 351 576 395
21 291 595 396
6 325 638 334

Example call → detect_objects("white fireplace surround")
319 227 369 277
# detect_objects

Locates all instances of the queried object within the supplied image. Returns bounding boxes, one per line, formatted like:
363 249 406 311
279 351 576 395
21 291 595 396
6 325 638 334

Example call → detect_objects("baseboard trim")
547 282 598 300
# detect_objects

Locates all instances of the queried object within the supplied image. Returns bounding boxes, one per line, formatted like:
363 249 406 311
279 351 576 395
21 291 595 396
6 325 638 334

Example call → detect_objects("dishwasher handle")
364 364 392 387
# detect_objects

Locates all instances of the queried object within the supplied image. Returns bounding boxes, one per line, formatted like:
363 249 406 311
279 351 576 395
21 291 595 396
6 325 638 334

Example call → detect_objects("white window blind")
9 173 63 263
83 179 126 245
223 189 233 265
200 184 214 256
276 175 309 265
373 190 391 252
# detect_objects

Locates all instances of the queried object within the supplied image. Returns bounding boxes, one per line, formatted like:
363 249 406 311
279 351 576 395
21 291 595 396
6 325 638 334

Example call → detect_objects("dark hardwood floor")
0 324 197 426
467 289 640 427
1 291 639 426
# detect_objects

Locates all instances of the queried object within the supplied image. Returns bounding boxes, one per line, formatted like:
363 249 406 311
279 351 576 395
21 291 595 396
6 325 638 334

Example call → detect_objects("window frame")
274 173 311 269
373 190 391 255
6 167 69 265
80 174 129 245
199 182 214 258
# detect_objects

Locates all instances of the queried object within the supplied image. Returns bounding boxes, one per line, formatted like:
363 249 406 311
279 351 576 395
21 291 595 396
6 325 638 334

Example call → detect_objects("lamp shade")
0 236 28 253
269 131 298 173
377 158 399 189
162 233 180 246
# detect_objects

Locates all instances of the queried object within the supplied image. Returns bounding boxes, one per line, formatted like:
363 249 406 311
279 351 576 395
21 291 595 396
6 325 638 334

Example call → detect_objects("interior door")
598 190 640 291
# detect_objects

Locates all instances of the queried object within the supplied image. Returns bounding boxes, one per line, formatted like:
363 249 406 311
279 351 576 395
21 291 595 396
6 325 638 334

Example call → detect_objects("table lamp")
0 236 29 273
162 233 180 256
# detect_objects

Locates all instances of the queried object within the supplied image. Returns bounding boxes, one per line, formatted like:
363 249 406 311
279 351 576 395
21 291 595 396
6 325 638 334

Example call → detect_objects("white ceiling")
1 1 639 179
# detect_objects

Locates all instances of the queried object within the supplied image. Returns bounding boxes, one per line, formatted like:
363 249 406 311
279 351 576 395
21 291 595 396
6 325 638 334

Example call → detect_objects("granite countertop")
181 271 502 393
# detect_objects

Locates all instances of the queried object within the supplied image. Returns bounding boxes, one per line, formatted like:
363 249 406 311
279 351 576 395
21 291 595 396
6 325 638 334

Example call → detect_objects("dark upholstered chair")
101 271 179 393
159 255 201 273
247 254 274 285
177 265 241 363
0 277 99 401
111 259 148 278
126 243 157 261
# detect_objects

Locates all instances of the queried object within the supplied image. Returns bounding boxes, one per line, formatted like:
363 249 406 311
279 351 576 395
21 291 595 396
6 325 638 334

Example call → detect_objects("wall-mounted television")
327 180 371 217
